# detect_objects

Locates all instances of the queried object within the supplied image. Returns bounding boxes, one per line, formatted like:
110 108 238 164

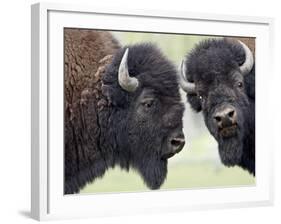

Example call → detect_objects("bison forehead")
106 43 177 82
103 43 181 105
186 38 245 82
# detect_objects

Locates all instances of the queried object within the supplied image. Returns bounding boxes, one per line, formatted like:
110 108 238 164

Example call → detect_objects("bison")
179 38 255 175
64 29 185 194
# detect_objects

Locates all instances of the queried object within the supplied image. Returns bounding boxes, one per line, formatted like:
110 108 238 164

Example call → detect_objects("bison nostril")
171 139 180 147
171 137 184 146
228 110 235 118
162 136 185 160
214 115 222 122
170 138 185 152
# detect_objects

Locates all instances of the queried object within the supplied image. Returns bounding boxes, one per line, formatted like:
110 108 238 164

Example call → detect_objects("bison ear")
187 94 202 112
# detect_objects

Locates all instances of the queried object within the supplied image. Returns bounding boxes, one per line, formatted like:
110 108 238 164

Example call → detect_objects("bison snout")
170 137 185 154
162 132 185 160
213 105 237 130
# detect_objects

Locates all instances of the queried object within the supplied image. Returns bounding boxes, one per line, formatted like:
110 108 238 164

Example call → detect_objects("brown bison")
64 29 185 194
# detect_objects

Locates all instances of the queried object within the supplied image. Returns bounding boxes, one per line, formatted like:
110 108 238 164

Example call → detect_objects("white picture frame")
31 2 274 221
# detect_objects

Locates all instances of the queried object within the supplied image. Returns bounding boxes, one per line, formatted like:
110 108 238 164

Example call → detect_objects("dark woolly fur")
184 38 255 175
64 29 184 194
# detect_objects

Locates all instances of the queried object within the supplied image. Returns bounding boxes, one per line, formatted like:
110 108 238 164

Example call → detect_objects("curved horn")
178 59 196 94
238 40 254 75
118 48 139 92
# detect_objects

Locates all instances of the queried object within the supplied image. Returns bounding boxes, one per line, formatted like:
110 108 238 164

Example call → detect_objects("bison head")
102 44 185 189
179 38 254 167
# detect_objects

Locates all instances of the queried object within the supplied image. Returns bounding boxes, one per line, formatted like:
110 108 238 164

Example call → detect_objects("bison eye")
144 102 152 108
141 99 154 108
237 82 243 88
198 94 203 101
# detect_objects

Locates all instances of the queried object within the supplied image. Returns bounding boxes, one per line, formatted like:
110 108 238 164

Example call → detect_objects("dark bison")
64 29 185 194
179 38 255 175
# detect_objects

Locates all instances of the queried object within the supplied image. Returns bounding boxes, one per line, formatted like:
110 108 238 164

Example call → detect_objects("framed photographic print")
31 2 274 221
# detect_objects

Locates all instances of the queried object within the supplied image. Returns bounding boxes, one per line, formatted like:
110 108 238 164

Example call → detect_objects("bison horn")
118 48 139 92
178 59 196 94
238 40 254 75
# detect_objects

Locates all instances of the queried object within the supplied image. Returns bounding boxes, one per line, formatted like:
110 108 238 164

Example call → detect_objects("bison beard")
218 133 243 166
134 157 167 190
64 29 185 194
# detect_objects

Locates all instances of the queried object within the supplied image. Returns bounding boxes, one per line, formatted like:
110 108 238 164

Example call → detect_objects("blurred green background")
81 31 255 194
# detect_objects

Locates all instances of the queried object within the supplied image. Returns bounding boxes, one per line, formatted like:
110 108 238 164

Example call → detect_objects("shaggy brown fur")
64 28 120 108
64 29 120 193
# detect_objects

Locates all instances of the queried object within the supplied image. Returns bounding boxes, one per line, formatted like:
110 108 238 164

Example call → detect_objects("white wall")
0 0 279 223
